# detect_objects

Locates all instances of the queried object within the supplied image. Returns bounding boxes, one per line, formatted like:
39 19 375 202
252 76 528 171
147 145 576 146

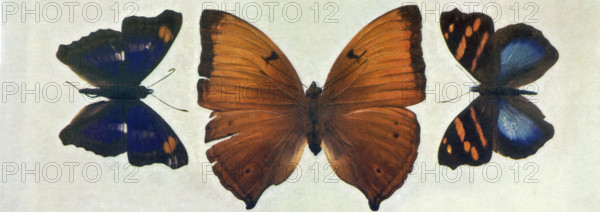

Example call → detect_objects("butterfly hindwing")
121 10 182 84
488 24 559 87
125 101 188 169
322 107 419 210
205 110 306 209
438 96 496 169
60 101 127 156
322 6 425 112
440 9 495 83
493 95 554 159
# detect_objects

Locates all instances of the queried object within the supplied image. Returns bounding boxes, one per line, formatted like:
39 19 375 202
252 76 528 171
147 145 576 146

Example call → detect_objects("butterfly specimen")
198 6 424 210
438 9 558 169
56 10 188 169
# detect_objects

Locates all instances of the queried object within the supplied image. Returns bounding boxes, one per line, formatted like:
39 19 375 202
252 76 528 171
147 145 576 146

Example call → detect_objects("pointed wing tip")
200 9 228 27
161 9 182 16
396 5 422 22
56 44 68 61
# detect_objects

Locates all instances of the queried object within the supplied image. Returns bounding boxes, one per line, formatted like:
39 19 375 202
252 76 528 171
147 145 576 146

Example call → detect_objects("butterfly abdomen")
79 86 152 100
306 82 323 155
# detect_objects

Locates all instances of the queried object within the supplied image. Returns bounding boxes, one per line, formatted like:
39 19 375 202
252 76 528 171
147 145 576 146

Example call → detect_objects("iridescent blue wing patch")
493 96 554 159
489 24 559 87
60 101 127 156
125 101 188 169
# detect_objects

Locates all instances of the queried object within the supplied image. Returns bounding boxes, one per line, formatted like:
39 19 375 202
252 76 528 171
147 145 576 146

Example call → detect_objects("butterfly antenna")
148 68 176 88
301 82 308 89
456 64 477 85
440 90 471 103
149 93 188 112
65 81 81 90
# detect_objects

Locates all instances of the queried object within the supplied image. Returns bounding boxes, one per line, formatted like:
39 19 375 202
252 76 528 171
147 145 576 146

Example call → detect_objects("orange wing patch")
158 25 173 43
473 18 481 31
163 136 178 154
455 36 467 60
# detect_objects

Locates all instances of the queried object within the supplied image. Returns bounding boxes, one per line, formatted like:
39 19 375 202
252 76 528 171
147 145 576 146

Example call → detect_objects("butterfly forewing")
57 10 182 87
121 10 182 84
487 24 559 88
56 30 126 87
440 9 496 83
198 10 304 112
323 6 425 112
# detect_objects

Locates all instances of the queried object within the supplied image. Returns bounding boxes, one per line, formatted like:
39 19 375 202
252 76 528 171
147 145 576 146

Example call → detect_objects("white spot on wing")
117 123 127 134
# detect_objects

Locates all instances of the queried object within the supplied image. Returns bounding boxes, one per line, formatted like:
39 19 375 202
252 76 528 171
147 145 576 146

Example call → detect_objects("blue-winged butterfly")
56 10 187 169
438 9 558 169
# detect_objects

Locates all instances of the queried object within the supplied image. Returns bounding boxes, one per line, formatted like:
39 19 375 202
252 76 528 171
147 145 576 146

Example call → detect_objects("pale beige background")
1 0 598 211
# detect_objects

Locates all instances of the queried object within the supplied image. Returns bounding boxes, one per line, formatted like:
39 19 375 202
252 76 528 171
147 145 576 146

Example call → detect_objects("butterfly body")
57 10 188 169
305 81 324 155
471 85 537 96
199 6 424 210
438 9 558 169
79 86 153 100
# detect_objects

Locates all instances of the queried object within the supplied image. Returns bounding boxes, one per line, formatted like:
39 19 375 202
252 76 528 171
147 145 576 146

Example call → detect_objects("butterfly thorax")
79 85 153 100
471 85 537 96
305 81 323 155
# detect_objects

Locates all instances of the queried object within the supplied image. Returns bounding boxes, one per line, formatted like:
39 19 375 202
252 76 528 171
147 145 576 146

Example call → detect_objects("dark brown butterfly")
198 6 425 210
438 9 557 169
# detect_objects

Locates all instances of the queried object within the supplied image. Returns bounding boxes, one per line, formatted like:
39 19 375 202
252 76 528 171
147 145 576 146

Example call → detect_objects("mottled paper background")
1 0 598 211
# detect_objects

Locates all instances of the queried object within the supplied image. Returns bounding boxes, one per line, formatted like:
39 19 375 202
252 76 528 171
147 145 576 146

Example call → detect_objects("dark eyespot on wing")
261 51 280 65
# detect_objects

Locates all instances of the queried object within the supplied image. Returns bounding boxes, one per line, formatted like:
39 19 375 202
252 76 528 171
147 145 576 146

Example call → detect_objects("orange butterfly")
197 6 425 210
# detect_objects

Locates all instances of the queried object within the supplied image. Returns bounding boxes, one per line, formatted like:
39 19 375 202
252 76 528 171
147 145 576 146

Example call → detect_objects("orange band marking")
456 36 466 60
470 32 488 72
454 117 465 142
469 107 488 148
473 18 481 31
